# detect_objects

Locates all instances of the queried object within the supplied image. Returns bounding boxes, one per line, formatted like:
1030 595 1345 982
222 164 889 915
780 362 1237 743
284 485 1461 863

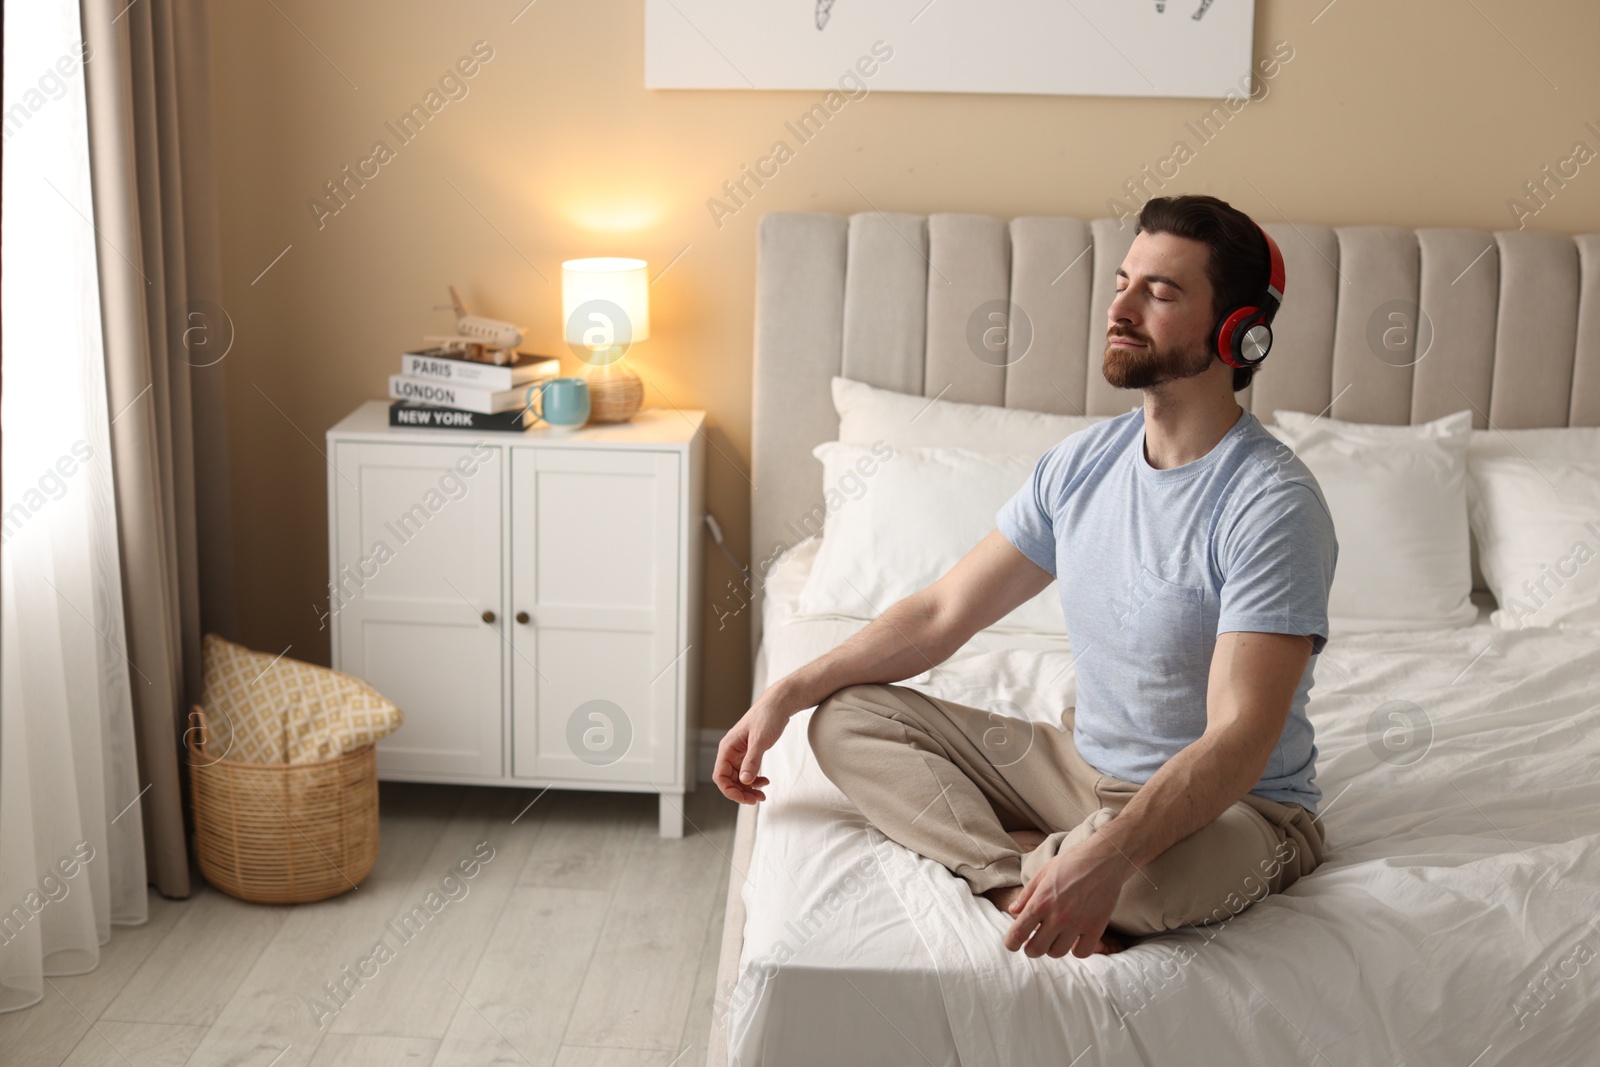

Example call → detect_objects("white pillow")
1467 425 1600 465
1271 408 1472 441
1270 409 1476 632
794 441 1065 635
1467 427 1600 629
833 376 1107 455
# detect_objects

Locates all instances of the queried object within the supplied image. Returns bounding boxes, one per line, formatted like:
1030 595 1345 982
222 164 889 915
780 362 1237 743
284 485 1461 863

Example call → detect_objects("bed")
707 211 1600 1066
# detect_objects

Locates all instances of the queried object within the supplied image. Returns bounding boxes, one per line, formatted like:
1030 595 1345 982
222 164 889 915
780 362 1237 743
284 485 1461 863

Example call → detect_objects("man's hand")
712 700 790 804
709 533 1051 807
1002 836 1136 957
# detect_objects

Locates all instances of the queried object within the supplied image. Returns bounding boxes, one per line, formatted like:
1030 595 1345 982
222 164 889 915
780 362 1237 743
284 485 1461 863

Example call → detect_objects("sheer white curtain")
0 0 150 1013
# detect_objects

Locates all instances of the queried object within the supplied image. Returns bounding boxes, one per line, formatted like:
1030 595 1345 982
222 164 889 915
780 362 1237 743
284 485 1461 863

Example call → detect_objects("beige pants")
807 682 1326 937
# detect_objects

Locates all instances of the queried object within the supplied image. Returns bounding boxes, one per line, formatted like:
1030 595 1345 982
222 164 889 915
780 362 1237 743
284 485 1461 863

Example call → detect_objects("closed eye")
1116 286 1171 302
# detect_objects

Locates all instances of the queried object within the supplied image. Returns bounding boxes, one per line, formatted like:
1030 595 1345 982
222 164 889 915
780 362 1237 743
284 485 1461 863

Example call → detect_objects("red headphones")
1213 224 1286 369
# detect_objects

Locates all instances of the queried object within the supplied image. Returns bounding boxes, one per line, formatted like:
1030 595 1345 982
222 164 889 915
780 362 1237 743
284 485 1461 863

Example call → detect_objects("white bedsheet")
730 536 1600 1067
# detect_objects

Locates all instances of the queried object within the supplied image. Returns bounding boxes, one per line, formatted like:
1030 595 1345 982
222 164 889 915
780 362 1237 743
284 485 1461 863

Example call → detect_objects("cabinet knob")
482 610 496 624
516 611 530 624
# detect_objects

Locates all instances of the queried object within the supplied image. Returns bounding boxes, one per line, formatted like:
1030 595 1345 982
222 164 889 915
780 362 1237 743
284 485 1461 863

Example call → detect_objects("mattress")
727 535 1600 1067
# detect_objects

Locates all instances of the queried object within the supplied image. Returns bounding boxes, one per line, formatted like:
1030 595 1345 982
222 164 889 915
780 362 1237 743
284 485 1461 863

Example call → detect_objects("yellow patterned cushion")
200 634 403 764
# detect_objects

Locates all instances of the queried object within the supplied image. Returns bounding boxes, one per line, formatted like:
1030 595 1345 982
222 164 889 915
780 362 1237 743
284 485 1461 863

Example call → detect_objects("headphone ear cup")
1237 320 1273 366
1214 306 1261 369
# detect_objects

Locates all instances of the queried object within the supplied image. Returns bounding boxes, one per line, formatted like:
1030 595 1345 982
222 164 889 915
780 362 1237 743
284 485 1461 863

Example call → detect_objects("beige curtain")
81 0 237 899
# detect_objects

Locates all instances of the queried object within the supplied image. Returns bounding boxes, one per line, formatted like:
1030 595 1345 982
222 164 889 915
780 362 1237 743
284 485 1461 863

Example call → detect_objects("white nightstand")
325 400 705 837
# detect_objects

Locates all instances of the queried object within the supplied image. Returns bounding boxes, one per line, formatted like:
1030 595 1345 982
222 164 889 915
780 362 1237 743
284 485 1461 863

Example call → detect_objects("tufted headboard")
748 211 1600 657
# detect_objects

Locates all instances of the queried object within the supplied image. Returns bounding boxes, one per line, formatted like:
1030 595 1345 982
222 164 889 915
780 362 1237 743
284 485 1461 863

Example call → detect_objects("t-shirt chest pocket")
1118 566 1212 676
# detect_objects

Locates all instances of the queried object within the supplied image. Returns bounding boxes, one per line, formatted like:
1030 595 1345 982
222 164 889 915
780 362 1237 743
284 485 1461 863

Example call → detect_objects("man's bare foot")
983 883 1026 916
1007 828 1048 852
984 830 1043 918
1093 930 1129 955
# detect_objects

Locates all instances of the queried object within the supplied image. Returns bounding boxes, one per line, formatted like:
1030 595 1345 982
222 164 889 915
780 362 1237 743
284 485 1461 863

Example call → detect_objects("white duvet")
729 537 1600 1067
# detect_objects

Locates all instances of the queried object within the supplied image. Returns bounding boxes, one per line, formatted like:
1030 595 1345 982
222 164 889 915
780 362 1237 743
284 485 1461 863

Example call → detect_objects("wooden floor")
0 782 738 1067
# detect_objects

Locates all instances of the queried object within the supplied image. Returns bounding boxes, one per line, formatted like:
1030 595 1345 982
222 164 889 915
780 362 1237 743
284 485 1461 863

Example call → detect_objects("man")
713 194 1337 960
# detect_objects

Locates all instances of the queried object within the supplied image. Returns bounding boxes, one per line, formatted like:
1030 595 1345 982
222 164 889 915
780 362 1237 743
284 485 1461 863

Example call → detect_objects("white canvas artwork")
645 0 1258 99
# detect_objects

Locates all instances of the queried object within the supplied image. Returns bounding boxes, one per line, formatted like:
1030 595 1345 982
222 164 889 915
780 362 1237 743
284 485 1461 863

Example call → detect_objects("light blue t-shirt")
996 406 1337 811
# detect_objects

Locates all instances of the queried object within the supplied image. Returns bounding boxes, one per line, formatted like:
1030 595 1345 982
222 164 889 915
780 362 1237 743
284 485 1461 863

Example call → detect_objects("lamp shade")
561 257 650 347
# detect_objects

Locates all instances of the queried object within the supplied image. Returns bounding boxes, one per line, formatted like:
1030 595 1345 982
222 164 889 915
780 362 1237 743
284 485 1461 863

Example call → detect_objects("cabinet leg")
658 792 685 839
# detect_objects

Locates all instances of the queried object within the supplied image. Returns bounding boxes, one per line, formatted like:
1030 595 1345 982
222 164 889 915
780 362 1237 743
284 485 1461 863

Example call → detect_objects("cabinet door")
509 448 680 785
331 440 504 778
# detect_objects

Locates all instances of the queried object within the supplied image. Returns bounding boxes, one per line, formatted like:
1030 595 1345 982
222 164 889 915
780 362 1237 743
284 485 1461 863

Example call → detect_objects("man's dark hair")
1134 195 1272 393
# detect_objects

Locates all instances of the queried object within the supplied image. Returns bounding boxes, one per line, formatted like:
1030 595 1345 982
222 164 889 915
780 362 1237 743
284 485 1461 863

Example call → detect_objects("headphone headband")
1258 224 1286 321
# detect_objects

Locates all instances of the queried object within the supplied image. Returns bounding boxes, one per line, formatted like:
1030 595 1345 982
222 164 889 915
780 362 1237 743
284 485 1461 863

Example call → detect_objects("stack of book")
387 347 561 431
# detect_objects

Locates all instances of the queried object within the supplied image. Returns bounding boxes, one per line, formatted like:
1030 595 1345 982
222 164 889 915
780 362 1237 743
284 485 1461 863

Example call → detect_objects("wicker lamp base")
582 357 644 423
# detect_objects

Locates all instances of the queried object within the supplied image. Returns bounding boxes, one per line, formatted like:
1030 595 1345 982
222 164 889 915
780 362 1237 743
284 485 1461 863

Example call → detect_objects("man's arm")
1002 630 1313 956
713 530 1054 803
769 529 1054 714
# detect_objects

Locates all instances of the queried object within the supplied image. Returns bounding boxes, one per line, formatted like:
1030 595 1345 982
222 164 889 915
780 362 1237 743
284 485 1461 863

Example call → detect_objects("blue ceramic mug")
525 377 590 430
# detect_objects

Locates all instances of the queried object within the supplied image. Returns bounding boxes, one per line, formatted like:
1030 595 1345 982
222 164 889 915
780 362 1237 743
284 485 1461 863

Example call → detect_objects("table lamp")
562 256 649 423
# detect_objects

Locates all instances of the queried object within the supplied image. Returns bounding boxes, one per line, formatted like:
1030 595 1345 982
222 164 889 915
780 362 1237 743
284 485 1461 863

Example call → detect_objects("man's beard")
1102 328 1213 389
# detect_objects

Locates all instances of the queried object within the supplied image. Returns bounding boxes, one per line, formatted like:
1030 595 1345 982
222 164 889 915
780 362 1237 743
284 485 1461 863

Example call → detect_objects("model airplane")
424 286 526 364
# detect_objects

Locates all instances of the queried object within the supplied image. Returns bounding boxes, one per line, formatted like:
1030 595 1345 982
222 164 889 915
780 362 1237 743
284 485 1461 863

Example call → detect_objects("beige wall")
208 0 1600 732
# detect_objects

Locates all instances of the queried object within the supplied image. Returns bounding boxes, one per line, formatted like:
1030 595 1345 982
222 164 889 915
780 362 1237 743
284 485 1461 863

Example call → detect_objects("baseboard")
697 727 725 784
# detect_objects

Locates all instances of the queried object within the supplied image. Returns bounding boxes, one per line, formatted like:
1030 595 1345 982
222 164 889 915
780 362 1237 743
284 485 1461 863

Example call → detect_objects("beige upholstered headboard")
748 211 1600 657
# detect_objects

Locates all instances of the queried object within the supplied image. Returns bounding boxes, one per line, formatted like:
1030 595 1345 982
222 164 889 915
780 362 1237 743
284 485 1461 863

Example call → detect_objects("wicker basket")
186 706 379 904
